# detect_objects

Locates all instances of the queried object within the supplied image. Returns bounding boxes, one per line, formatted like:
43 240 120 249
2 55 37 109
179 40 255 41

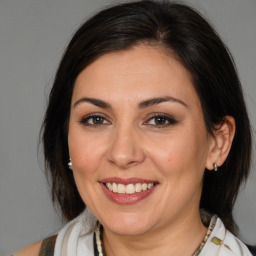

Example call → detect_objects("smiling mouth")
104 182 158 194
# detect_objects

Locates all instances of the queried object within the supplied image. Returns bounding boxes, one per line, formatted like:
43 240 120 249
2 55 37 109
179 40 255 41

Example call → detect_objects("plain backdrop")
0 0 255 254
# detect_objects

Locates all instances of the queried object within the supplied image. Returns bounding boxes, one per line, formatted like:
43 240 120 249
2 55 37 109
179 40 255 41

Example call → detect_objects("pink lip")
99 177 159 205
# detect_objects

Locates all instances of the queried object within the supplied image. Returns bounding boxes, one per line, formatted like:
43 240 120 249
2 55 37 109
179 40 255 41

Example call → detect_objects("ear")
205 116 236 170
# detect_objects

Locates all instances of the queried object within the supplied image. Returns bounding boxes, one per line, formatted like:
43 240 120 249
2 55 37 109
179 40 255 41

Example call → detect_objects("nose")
107 125 145 169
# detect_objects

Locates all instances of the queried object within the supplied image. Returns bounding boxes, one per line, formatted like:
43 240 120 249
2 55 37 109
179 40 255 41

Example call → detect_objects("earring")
68 158 72 169
213 162 218 172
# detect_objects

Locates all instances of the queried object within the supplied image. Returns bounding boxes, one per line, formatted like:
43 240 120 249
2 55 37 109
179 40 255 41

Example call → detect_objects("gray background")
0 0 255 255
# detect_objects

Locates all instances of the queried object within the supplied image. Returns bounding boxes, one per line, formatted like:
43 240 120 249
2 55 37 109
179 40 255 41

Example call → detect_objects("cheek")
68 128 107 175
147 129 208 177
149 142 192 178
68 130 106 205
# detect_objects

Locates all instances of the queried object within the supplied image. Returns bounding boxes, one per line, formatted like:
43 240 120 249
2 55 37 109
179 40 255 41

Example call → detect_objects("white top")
53 209 252 256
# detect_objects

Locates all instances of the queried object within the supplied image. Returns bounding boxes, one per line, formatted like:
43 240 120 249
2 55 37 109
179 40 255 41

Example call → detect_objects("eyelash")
79 113 111 127
144 113 177 128
79 113 177 128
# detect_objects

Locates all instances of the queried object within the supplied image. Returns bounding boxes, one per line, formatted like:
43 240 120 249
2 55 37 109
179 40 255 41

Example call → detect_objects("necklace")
95 222 104 256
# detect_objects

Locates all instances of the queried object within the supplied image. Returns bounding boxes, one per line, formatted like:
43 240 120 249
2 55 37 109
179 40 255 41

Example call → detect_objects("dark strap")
246 244 256 256
39 235 57 256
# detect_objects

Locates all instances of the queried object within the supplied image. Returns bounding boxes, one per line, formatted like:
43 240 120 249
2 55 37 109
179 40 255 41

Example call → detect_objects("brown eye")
154 117 169 126
146 114 177 128
80 114 111 126
89 116 105 125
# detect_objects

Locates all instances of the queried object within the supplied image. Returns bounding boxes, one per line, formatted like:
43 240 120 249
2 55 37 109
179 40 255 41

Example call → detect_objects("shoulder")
200 216 253 256
213 218 253 256
224 230 253 256
13 241 42 256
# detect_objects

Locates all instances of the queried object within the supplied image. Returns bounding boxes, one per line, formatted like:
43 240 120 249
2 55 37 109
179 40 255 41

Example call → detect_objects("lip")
99 177 159 205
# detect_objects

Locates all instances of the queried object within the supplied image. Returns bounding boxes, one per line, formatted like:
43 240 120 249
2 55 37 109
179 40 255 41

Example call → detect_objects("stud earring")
68 158 72 169
213 162 218 172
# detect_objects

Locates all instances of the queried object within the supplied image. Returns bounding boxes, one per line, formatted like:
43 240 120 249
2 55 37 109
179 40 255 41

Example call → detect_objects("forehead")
73 46 199 107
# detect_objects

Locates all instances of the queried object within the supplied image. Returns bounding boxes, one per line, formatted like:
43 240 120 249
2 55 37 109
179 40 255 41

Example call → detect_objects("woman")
14 1 253 255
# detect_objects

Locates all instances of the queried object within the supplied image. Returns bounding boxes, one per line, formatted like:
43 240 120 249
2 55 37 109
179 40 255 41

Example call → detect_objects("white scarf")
53 209 252 256
54 208 96 256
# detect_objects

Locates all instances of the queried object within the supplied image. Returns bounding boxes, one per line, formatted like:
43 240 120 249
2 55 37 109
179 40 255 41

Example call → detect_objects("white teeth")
126 184 135 194
117 184 126 194
135 183 142 192
142 183 147 191
148 183 153 189
105 182 155 194
106 183 113 191
112 183 118 193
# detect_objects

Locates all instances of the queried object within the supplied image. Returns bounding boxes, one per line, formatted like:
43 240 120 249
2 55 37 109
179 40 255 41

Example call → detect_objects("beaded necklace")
95 222 104 256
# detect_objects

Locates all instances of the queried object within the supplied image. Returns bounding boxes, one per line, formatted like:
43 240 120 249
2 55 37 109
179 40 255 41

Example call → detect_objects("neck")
102 210 207 256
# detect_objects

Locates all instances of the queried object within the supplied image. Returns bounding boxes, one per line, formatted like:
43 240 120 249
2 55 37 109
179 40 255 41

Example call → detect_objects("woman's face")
68 46 214 236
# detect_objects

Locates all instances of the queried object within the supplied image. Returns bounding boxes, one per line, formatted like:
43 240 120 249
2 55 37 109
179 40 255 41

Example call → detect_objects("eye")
80 114 111 127
145 114 177 128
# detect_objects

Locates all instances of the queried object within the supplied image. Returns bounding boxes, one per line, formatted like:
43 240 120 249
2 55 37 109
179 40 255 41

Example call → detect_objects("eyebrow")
73 96 188 109
138 96 188 109
73 97 112 109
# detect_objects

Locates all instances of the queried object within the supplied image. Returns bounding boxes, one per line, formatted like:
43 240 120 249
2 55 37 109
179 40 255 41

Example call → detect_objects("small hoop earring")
213 162 218 172
68 158 72 169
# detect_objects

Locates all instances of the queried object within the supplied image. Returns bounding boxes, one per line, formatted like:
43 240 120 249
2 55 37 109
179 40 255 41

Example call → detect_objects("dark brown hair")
41 0 251 232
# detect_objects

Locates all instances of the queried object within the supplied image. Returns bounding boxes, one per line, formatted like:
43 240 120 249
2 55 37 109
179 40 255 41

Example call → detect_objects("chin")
101 212 155 236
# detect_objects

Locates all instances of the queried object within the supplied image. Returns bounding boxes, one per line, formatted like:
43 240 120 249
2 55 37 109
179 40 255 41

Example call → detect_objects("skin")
13 241 41 256
67 45 235 256
15 45 235 256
